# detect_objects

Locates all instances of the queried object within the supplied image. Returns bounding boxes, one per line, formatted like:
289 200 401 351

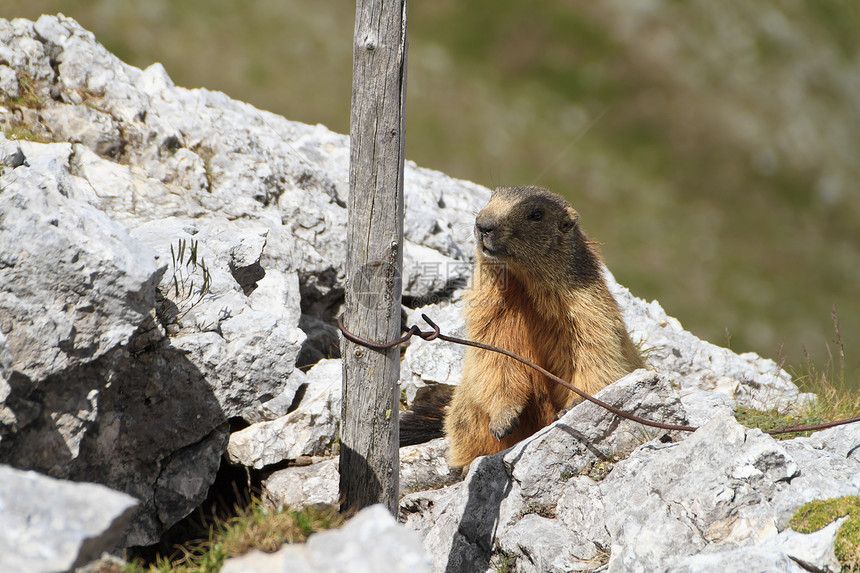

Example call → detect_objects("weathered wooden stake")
339 0 408 514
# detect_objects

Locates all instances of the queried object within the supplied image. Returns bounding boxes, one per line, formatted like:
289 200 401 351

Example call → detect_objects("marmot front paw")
489 406 522 441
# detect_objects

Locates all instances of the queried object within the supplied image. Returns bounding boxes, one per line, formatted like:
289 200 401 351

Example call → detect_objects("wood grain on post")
339 0 408 514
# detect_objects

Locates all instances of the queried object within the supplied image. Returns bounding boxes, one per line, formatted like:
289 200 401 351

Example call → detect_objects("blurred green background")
6 1 860 388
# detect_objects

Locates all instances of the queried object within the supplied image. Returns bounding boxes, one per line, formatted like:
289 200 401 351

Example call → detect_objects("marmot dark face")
474 186 600 286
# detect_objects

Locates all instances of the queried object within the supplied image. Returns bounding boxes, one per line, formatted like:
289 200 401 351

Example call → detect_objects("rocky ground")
1 15 858 573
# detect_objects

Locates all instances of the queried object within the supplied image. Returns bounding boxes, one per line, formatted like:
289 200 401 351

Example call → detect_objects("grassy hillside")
5 0 859 388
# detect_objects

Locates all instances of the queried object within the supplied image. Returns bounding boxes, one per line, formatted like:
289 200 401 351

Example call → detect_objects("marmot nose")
475 221 494 237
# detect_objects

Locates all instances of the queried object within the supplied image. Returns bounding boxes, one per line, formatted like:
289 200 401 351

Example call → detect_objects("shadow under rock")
444 453 514 573
0 326 229 547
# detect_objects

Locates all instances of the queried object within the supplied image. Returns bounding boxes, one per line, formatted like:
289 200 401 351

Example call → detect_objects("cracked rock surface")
401 380 857 573
0 465 139 573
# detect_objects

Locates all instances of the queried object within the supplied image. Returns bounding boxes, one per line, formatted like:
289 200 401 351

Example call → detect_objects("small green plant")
633 337 658 364
2 124 52 144
570 542 612 571
634 425 663 445
734 379 858 440
734 405 815 439
169 238 212 304
790 496 860 572
791 312 860 426
490 545 517 573
327 435 340 456
156 238 213 332
191 143 217 193
519 502 557 520
5 71 44 109
587 459 616 482
735 310 859 439
124 500 347 573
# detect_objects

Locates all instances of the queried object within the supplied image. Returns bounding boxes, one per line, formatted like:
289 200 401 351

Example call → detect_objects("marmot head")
474 186 601 287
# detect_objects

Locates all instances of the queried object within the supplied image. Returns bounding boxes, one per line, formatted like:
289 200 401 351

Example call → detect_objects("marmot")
443 186 644 468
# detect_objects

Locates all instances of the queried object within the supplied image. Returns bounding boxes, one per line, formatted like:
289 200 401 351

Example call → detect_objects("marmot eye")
528 209 543 221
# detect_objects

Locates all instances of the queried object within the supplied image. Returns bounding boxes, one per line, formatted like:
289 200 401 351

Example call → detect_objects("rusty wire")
337 313 860 437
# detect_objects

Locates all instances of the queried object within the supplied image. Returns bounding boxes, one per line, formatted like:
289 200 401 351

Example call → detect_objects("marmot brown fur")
444 186 644 468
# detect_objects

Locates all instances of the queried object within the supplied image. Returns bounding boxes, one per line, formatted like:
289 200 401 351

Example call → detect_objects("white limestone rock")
221 505 432 573
0 65 18 98
0 140 163 382
772 424 860 526
497 514 602 573
228 359 340 469
0 465 138 573
263 458 340 510
667 518 845 573
3 15 482 321
399 302 467 406
403 241 470 302
506 369 687 504
132 216 305 419
400 437 461 494
578 413 796 572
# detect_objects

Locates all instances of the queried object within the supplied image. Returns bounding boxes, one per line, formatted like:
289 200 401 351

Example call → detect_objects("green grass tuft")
790 496 860 572
733 405 822 440
124 500 346 573
519 503 558 520
2 125 52 144
490 545 517 573
5 71 46 109
734 372 859 440
736 312 859 439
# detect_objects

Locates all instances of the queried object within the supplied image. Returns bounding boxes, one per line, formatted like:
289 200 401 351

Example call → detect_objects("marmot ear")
560 207 579 232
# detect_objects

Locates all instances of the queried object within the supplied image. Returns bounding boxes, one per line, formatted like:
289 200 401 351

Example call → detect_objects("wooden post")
339 0 408 514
